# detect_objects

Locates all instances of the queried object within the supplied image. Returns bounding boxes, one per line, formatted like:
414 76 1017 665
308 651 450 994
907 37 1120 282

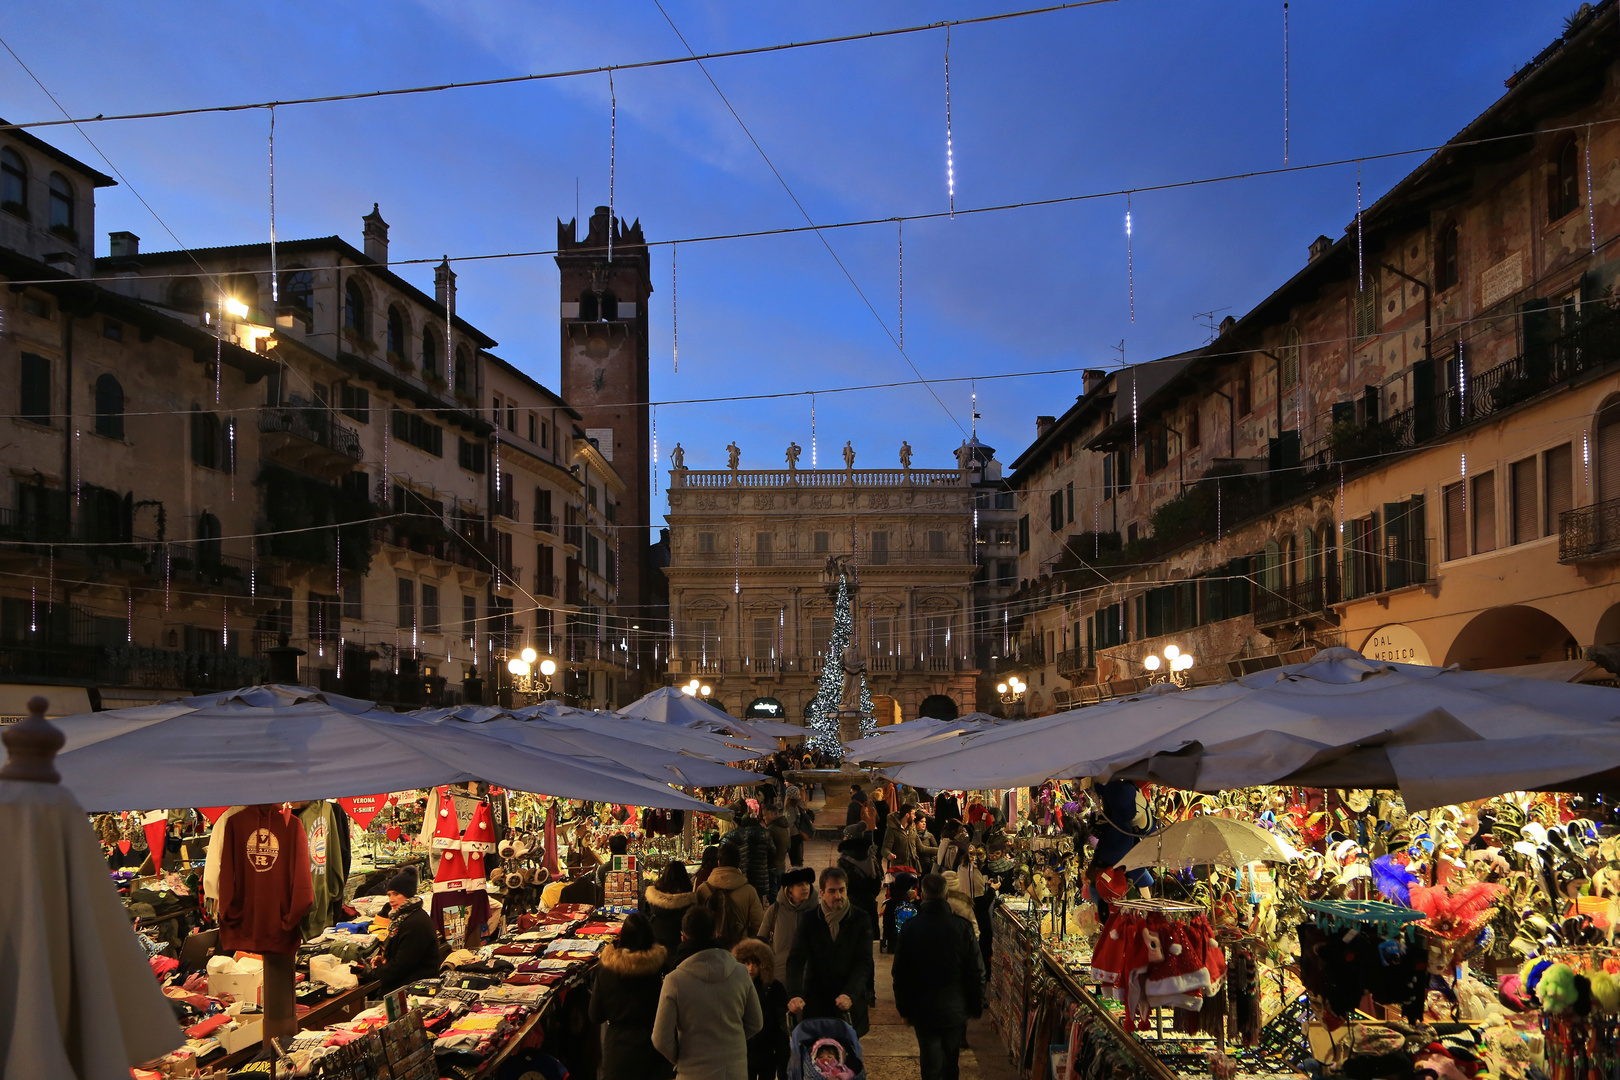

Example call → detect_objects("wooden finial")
0 696 64 784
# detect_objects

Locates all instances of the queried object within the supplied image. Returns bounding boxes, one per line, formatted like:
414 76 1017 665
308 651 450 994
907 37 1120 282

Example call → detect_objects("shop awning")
617 687 777 749
0 684 93 720
50 685 720 812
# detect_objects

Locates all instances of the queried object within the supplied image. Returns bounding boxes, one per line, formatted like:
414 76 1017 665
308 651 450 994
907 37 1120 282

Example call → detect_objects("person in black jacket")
836 827 881 934
891 873 984 1080
368 869 441 996
733 937 788 1080
722 802 774 901
786 866 875 1037
642 860 695 972
589 913 673 1080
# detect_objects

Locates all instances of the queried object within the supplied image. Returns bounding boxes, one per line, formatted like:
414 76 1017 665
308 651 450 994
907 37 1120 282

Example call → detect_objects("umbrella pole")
262 952 297 1046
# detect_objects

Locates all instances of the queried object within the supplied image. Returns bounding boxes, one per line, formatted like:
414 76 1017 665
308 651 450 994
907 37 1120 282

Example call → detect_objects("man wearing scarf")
785 866 875 1036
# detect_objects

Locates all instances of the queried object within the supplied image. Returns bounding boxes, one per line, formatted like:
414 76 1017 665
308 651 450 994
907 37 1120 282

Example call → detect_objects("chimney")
1036 415 1056 439
1308 234 1333 263
435 257 457 313
1082 368 1106 396
1218 315 1237 336
362 203 389 264
108 231 140 257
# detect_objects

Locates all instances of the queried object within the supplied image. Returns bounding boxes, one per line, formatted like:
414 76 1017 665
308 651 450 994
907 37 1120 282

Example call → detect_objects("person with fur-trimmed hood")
733 938 789 1080
590 913 673 1080
643 860 695 972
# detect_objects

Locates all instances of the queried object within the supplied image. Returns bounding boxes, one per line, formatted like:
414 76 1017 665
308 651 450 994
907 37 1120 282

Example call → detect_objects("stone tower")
556 207 653 657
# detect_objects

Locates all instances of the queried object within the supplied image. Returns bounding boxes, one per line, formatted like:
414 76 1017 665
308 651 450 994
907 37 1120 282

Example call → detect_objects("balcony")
1560 498 1620 562
0 642 268 691
1253 576 1336 628
535 572 559 597
536 514 557 535
1054 646 1091 677
258 405 362 477
678 548 974 569
1339 537 1431 603
673 467 965 489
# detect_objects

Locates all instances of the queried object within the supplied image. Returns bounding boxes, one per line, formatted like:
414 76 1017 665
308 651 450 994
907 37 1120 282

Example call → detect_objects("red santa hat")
457 800 495 891
431 788 466 892
1144 920 1213 999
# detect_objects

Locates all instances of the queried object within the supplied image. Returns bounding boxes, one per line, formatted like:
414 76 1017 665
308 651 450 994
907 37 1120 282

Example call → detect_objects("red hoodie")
216 805 314 954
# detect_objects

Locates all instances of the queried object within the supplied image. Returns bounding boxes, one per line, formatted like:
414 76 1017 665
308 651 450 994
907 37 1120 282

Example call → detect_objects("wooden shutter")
1444 483 1466 560
1471 471 1497 554
1599 405 1620 504
1545 443 1574 533
1510 458 1538 544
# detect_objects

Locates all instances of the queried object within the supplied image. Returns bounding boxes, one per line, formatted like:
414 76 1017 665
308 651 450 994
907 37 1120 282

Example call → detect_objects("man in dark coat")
891 873 984 1080
785 866 875 1036
368 869 440 995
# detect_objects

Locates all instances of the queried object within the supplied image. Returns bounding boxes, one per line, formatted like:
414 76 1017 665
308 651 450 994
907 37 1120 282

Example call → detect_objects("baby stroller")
879 866 919 953
786 1016 865 1080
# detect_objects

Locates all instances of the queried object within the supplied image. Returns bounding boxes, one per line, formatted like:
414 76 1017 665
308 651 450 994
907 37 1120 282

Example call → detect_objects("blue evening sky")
0 1 1577 499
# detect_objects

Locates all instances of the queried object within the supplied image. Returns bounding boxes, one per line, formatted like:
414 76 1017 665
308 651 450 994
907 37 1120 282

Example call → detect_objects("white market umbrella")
52 685 714 811
516 702 761 760
616 687 775 750
411 705 764 788
0 702 185 1077
1117 816 1300 870
889 649 1620 809
844 716 1001 765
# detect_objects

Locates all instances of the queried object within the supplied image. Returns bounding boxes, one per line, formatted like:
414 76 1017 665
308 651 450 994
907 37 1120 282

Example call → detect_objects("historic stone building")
662 445 981 723
1003 5 1620 710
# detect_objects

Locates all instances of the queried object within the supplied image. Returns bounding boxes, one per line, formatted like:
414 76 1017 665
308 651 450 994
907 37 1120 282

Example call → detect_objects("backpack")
707 885 742 947
796 808 816 836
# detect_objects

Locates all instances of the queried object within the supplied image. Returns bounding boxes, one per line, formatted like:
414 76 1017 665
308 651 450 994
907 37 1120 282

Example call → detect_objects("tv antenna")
1194 307 1232 344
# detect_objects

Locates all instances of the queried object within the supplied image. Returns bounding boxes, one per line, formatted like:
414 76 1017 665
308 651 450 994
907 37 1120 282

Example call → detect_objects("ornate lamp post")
506 648 558 705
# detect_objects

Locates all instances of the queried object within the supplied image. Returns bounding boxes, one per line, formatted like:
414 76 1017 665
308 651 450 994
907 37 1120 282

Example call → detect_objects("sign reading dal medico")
1361 624 1431 665
745 697 785 719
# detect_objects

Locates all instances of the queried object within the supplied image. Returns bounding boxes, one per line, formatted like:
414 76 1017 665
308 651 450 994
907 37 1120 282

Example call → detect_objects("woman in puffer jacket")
589 913 673 1080
643 861 695 972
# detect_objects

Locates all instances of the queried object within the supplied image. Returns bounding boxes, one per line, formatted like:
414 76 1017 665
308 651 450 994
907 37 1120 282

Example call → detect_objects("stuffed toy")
1537 963 1578 1013
1590 969 1620 1013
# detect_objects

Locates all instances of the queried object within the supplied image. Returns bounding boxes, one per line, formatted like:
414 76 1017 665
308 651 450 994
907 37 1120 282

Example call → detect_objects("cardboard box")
218 1019 263 1054
207 969 263 1005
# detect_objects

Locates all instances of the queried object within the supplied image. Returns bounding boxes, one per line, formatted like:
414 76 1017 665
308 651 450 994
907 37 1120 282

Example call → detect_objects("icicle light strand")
944 26 955 216
1588 123 1597 256
898 220 904 348
269 107 278 302
1126 193 1135 323
671 241 678 373
1282 2 1290 166
652 405 659 498
608 71 616 264
1356 161 1364 291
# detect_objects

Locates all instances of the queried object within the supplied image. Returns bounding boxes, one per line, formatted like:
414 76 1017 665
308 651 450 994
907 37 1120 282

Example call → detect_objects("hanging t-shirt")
298 801 347 940
216 805 314 954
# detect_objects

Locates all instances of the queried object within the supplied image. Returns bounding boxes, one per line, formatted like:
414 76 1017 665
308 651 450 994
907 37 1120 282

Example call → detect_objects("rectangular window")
585 536 600 574
1443 482 1466 560
1471 470 1497 554
871 617 891 655
698 531 715 554
1545 443 1574 535
19 353 49 424
420 585 439 633
534 487 552 529
497 472 515 518
397 578 414 629
925 616 948 657
540 420 549 449
587 484 598 510
994 491 1015 510
462 594 476 643
755 531 772 566
811 617 832 658
753 617 775 660
339 384 370 423
458 437 485 473
341 578 362 622
1066 482 1075 523
1510 457 1538 545
537 543 555 594
870 530 889 565
1018 514 1030 553
1236 367 1252 416
929 530 946 553
696 619 719 657
605 546 615 585
1102 455 1114 501
814 531 829 553
1187 409 1200 449
1050 491 1064 531
393 407 443 456
528 413 536 443
189 408 234 472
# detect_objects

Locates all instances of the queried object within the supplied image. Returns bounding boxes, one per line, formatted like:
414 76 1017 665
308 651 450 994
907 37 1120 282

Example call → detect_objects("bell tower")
557 207 653 651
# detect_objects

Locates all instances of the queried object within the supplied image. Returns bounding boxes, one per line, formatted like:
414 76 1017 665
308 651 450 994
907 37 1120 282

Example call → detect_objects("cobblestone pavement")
799 838 1020 1080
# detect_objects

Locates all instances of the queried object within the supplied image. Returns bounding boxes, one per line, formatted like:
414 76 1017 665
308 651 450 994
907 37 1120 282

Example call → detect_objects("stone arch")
1442 605 1580 669
917 694 958 721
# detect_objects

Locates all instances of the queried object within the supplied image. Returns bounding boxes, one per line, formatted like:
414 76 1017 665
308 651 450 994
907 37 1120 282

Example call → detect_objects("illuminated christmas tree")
858 673 877 740
807 573 866 757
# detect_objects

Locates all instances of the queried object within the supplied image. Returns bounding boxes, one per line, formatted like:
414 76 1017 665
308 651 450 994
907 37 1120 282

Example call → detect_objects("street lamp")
1141 644 1196 686
681 677 713 698
996 676 1027 718
506 647 558 704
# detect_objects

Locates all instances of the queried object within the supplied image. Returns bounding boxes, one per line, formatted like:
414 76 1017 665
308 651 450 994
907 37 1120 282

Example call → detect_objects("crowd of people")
590 782 1013 1080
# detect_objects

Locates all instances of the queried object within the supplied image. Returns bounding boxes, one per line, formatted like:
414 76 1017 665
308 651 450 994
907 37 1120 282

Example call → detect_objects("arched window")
1303 526 1318 581
1281 535 1298 588
196 512 222 570
226 273 257 316
1437 222 1460 292
1551 136 1581 222
170 277 203 313
0 147 25 211
386 305 406 358
577 291 599 321
280 268 313 312
47 172 73 233
1262 539 1282 591
1279 327 1301 389
94 374 124 439
421 327 441 379
453 345 471 394
599 290 618 320
344 278 366 333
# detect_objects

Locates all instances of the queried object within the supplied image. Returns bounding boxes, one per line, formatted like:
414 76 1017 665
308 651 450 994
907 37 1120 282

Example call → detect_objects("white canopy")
50 686 715 811
410 704 764 788
885 650 1620 809
616 687 777 749
844 716 1002 764
517 701 763 760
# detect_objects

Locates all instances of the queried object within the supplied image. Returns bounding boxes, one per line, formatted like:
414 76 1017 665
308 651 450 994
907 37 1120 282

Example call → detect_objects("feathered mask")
1372 855 1419 907
1408 881 1505 941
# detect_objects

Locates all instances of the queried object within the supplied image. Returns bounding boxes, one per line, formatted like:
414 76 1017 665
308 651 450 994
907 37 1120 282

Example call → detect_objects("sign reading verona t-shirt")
1361 624 1431 666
